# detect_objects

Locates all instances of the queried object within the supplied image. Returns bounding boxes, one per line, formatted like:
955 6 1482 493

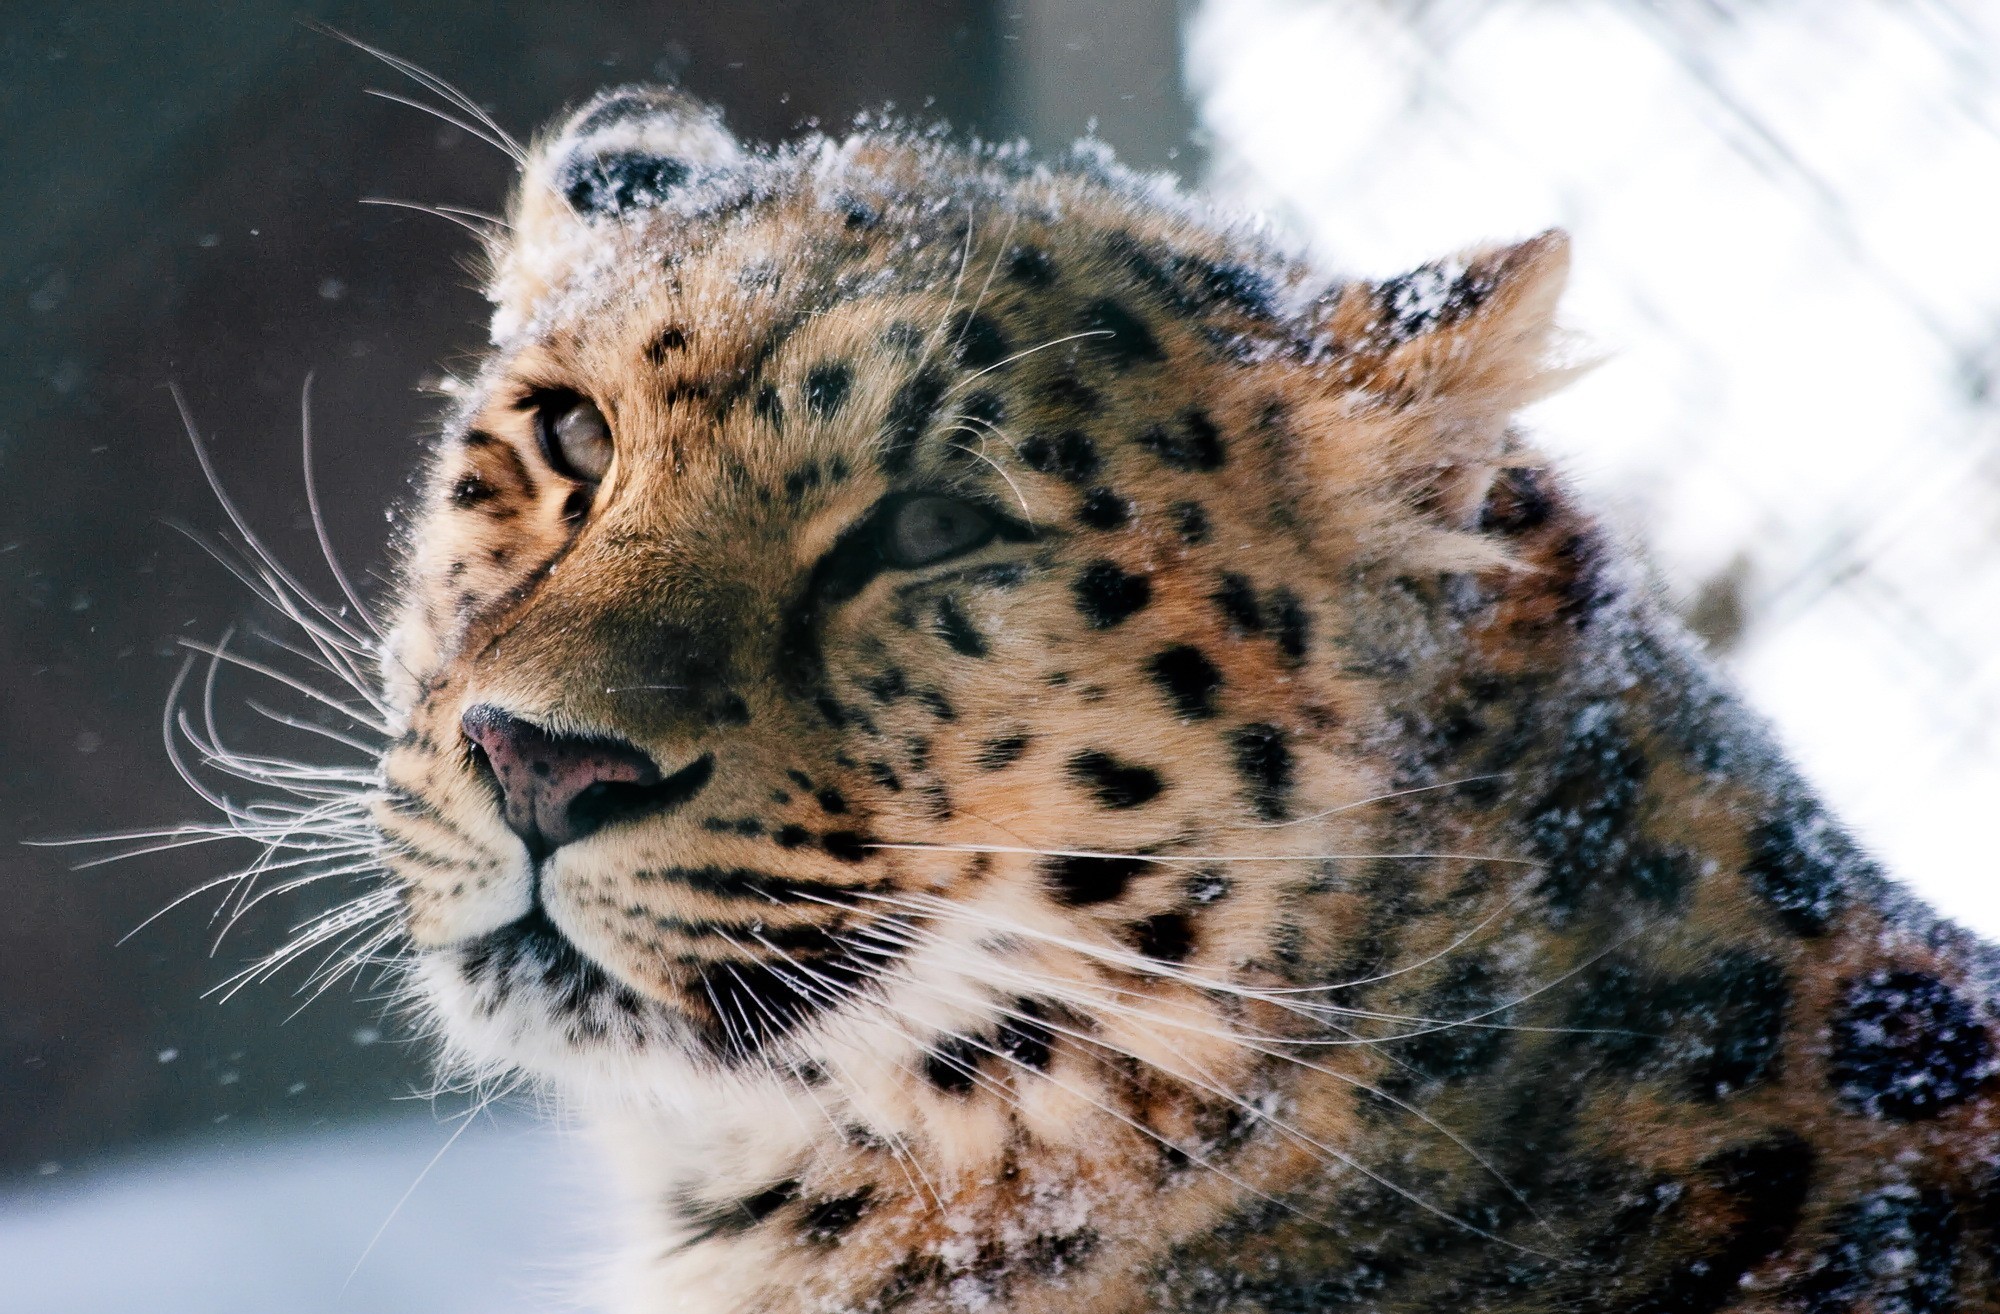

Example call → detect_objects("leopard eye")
882 494 997 568
536 394 614 483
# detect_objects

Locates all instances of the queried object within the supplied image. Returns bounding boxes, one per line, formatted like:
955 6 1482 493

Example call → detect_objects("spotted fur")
359 85 2000 1313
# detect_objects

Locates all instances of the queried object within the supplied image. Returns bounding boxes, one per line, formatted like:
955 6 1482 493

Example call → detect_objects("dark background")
0 0 1194 1181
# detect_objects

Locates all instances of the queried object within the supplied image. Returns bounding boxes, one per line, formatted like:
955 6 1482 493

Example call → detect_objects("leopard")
305 82 2000 1312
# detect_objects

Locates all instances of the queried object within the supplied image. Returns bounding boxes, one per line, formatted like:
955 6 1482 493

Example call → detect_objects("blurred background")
2 1 1996 1309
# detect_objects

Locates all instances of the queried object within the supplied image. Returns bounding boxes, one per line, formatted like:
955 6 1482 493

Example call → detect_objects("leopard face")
375 87 1568 1151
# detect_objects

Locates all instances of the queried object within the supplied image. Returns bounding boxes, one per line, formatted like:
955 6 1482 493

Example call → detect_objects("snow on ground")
1188 0 2000 935
0 1111 596 1314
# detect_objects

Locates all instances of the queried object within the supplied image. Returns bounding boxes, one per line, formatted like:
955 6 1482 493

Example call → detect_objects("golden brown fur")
356 86 2000 1312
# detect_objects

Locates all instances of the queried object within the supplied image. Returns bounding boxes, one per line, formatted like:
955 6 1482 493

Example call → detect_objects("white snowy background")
0 1111 592 1314
1189 0 2000 936
9 2 2000 1309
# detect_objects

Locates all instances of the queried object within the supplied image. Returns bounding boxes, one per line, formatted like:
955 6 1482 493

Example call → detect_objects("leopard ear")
486 86 743 342
1294 232 1578 563
1326 228 1572 418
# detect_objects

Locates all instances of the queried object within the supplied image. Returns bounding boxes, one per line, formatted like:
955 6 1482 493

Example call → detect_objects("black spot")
1018 429 1100 482
861 667 908 704
876 1254 948 1309
1688 952 1791 1100
1073 561 1151 628
1186 871 1230 904
679 1178 801 1242
784 464 822 503
1077 486 1131 530
997 1001 1054 1070
646 325 689 364
1106 232 1277 321
559 150 690 216
1213 574 1263 634
1525 705 1647 919
705 693 751 728
879 370 945 474
1231 724 1293 822
1743 799 1857 938
1148 645 1223 719
1396 956 1512 1084
957 389 1006 429
1080 298 1163 368
1005 244 1057 286
804 362 853 418
932 595 988 658
1551 530 1617 628
1479 466 1552 535
1129 913 1194 963
1137 410 1226 471
822 831 868 863
842 199 879 230
754 383 784 429
1569 952 1790 1100
693 960 837 1055
814 788 848 815
801 1187 875 1243
450 473 498 508
662 377 712 405
1041 374 1101 414
1271 591 1310 664
916 688 956 721
1795 1186 1960 1314
774 825 812 849
1375 261 1496 339
1023 1228 1099 1277
1184 257 1276 320
1625 844 1694 907
1066 750 1164 809
1619 1134 1814 1314
924 1036 980 1094
976 733 1030 771
1045 855 1146 906
951 312 1011 369
1171 501 1210 544
1829 968 1991 1121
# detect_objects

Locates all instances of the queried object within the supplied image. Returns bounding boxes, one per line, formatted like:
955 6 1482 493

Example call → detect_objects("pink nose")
460 705 663 853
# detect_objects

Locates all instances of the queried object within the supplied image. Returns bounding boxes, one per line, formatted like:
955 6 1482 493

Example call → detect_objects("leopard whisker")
1225 773 1515 831
314 23 528 167
940 437 1035 527
170 384 378 652
849 935 1547 1257
940 329 1113 400
866 840 1541 868
846 917 1558 1245
298 372 385 640
360 194 505 239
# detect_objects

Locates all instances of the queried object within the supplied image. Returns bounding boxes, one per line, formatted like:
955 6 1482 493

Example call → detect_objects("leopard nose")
461 704 709 855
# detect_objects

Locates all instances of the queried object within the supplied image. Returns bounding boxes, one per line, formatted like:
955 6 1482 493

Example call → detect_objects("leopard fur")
363 86 2000 1312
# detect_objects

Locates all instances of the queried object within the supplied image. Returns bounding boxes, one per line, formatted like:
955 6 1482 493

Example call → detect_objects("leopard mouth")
456 900 642 1024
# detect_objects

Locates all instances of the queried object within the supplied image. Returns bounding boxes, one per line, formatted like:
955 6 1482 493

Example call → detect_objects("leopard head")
376 86 1572 1155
